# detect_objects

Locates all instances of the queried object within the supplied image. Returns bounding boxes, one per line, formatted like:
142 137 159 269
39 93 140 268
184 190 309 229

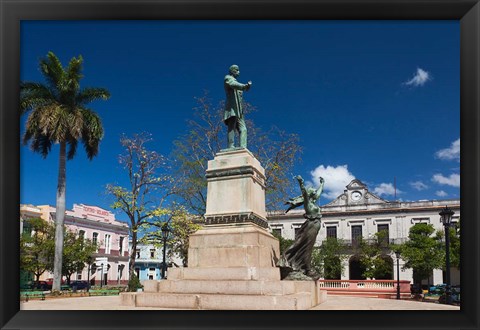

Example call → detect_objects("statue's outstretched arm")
225 76 251 91
295 175 308 201
314 177 325 200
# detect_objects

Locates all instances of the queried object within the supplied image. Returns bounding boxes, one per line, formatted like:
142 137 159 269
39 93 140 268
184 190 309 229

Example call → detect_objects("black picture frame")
1 1 479 329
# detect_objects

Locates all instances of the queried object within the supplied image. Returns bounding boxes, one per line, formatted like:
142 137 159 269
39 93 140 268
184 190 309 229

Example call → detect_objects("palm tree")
20 51 110 292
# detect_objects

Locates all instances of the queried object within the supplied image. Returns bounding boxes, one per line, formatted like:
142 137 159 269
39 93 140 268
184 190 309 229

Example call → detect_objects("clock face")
351 191 362 201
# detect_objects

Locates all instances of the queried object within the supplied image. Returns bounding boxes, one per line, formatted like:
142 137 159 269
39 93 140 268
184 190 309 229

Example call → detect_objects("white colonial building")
267 179 460 286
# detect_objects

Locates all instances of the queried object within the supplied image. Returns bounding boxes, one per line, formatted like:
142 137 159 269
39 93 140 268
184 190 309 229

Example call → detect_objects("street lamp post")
100 263 104 288
161 224 170 280
439 205 455 305
87 261 95 292
395 250 401 300
86 256 94 292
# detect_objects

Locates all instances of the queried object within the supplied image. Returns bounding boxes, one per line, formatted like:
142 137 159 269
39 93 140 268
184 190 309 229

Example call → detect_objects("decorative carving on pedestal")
205 166 254 179
205 212 268 228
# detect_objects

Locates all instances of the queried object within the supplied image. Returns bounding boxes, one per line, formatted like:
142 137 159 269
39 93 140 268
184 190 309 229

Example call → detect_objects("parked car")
438 286 460 305
45 277 66 287
20 281 51 291
69 280 89 290
428 284 446 295
34 281 51 290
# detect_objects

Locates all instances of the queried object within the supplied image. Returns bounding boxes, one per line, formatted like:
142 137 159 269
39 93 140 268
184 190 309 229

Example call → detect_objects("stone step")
140 279 326 307
168 267 281 281
130 292 313 310
153 279 298 295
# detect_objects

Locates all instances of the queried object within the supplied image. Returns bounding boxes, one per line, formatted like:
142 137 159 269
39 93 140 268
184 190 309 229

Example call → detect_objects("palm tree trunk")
52 141 67 292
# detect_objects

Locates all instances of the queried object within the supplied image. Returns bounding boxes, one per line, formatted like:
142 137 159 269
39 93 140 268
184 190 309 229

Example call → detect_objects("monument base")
120 224 327 310
121 279 326 310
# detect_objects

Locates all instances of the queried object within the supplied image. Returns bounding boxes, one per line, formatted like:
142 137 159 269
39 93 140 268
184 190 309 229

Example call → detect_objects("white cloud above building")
373 183 402 197
435 138 460 162
435 190 448 197
309 164 355 199
404 68 431 87
432 173 460 187
410 181 428 191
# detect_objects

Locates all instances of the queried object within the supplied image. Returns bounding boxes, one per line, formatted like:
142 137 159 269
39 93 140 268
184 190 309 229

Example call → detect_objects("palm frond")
23 108 42 144
68 108 85 139
67 138 78 160
36 105 62 140
39 52 65 97
30 132 53 159
76 87 110 106
20 82 56 115
64 55 84 99
80 108 104 160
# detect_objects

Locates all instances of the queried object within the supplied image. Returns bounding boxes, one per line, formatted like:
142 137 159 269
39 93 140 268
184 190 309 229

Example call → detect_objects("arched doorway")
349 256 366 280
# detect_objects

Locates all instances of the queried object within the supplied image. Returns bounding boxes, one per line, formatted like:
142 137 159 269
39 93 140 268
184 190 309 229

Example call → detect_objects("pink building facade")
20 203 130 286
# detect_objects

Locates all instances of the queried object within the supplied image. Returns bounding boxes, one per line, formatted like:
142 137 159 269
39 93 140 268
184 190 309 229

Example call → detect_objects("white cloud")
436 190 448 197
404 68 431 87
410 181 428 191
435 138 460 162
373 183 402 197
309 164 355 199
432 173 460 187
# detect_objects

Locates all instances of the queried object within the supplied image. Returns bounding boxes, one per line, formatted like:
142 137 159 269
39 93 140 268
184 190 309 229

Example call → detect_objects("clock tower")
324 179 388 207
346 179 367 204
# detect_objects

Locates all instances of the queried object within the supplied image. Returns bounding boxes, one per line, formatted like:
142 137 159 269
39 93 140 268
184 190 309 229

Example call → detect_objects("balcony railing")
318 279 411 298
334 238 407 247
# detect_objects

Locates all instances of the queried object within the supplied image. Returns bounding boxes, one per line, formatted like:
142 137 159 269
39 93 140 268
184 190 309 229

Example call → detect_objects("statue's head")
307 188 318 200
229 64 240 77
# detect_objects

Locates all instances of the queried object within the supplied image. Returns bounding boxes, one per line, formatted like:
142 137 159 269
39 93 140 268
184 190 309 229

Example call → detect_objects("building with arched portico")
267 179 460 286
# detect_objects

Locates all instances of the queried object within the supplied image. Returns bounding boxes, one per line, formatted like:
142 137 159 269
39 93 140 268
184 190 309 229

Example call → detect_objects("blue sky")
20 20 460 216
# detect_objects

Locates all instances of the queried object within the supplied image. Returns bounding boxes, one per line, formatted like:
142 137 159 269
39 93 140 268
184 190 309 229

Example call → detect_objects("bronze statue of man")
224 64 252 149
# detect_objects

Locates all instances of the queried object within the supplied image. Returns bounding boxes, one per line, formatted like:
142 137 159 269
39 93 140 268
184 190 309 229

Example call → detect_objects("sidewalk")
20 295 460 310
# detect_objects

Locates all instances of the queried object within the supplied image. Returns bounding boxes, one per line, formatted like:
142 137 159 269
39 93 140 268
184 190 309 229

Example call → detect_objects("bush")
105 285 127 292
127 274 143 292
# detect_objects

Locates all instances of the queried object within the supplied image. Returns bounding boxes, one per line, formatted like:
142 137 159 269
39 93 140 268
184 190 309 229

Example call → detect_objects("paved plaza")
20 295 460 311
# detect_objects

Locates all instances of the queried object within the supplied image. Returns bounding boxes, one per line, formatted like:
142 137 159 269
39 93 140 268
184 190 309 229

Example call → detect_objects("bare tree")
106 133 175 286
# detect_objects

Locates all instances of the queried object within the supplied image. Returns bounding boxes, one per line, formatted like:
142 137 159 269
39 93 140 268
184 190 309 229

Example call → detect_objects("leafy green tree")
397 223 443 285
61 230 97 284
311 238 348 279
128 273 143 292
20 217 55 284
448 219 460 269
355 230 393 279
20 52 110 291
106 133 176 282
171 92 303 215
143 205 202 267
167 209 202 267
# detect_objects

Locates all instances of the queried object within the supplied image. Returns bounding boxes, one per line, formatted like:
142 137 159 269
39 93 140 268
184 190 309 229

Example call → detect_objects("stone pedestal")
120 149 326 310
205 148 268 228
